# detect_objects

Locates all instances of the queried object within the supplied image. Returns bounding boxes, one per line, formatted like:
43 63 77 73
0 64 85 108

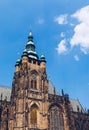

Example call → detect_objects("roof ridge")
0 86 11 89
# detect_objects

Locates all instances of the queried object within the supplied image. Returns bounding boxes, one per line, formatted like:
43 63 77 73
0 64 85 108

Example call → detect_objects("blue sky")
0 0 89 109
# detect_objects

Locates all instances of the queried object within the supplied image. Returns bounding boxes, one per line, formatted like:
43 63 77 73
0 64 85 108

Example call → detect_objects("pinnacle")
28 29 33 42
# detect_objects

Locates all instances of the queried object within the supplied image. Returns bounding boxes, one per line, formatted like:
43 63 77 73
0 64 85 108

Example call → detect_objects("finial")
62 89 64 96
28 29 33 42
29 29 32 36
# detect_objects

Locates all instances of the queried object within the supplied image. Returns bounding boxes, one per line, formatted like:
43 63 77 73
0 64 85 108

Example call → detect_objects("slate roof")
70 99 85 113
48 80 59 95
0 86 11 101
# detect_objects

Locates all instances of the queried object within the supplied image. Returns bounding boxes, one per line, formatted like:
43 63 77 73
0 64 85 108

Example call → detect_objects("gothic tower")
9 31 49 130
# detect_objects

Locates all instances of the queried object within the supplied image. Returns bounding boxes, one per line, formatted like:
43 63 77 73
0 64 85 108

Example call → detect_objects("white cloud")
70 23 75 26
56 39 67 54
60 32 65 37
70 5 89 54
54 14 68 25
56 6 89 56
37 19 44 24
74 55 80 61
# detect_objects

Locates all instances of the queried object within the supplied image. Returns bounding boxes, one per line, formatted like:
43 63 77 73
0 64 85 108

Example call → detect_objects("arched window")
30 106 37 124
31 74 37 89
49 106 64 130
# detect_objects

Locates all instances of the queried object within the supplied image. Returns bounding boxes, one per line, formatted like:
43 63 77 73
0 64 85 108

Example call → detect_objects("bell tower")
9 30 49 130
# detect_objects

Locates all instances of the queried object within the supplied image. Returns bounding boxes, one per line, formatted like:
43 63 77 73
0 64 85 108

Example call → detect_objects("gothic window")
31 74 37 89
30 106 37 124
49 106 64 130
31 80 34 88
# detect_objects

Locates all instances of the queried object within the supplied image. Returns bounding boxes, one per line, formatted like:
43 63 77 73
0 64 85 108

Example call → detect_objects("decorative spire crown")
28 30 33 42
25 30 39 60
15 29 46 65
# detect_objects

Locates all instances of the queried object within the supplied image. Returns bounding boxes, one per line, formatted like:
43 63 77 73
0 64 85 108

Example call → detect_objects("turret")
15 58 20 72
22 49 28 63
14 30 47 72
40 54 46 69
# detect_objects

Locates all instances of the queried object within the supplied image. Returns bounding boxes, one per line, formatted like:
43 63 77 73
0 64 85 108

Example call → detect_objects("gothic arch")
49 103 63 112
49 104 64 130
29 101 40 109
30 104 39 110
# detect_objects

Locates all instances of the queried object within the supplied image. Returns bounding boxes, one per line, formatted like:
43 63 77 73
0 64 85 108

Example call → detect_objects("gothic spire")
25 30 38 60
28 30 33 42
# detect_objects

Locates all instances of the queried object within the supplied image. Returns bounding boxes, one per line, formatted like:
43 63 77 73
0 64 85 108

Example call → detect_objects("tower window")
31 74 37 89
31 79 37 89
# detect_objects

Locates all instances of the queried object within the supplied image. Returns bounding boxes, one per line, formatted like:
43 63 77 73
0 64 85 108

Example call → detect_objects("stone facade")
0 31 89 130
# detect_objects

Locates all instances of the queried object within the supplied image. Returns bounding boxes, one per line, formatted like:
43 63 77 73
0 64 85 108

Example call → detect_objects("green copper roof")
26 41 35 46
16 58 20 63
40 54 46 62
25 30 38 60
22 49 28 57
15 58 20 66
28 50 38 59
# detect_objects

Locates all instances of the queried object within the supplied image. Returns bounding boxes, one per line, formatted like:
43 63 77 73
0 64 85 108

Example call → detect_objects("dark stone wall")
73 112 89 130
0 100 10 130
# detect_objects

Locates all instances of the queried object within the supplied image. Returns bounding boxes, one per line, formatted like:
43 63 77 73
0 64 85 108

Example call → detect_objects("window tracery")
31 74 37 89
49 106 64 130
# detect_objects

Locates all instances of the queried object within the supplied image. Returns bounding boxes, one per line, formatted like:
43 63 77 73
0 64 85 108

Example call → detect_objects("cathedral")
0 30 89 130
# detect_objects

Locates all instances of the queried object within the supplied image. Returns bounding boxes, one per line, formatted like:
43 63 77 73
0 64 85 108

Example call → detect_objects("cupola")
40 54 46 62
25 30 38 60
40 54 46 69
15 58 20 72
15 58 20 66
